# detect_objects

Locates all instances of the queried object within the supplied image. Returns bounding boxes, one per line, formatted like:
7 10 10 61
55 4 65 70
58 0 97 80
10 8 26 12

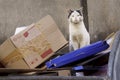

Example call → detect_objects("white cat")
68 9 90 50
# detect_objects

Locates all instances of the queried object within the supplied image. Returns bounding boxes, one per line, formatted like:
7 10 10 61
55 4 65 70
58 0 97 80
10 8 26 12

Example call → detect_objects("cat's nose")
75 19 78 22
74 18 77 20
75 18 77 20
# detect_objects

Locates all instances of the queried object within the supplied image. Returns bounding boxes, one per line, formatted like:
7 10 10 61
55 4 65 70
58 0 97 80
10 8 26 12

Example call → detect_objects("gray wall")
1 0 120 44
87 0 120 42
0 0 81 44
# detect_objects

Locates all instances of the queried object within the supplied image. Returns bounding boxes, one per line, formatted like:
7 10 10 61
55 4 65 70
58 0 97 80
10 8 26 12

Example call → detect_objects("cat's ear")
68 9 73 14
77 7 83 12
76 7 83 16
68 9 73 18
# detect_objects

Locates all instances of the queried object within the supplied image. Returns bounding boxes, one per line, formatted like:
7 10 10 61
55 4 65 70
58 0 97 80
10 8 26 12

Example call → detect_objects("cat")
68 8 90 51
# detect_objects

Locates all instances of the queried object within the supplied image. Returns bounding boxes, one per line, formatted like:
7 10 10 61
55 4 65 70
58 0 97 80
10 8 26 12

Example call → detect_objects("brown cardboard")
11 24 53 69
58 70 71 76
0 15 68 69
35 15 68 52
0 38 33 69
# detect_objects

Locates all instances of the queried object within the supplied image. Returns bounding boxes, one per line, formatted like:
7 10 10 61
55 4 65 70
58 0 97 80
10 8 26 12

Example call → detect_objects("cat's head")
68 8 83 24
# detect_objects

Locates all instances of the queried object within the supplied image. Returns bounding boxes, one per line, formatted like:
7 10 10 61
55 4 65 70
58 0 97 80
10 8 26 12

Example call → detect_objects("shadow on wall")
0 36 7 44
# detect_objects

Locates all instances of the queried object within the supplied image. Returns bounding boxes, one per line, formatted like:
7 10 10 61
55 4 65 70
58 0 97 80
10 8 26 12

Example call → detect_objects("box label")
41 48 53 58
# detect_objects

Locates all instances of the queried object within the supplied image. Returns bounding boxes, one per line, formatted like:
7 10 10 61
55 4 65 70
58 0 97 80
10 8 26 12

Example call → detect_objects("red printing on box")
24 32 29 37
41 49 53 58
31 61 34 64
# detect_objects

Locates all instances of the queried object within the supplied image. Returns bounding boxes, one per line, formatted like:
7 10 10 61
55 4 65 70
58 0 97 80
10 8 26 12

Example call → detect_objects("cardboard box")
35 15 68 52
0 39 29 69
0 15 68 69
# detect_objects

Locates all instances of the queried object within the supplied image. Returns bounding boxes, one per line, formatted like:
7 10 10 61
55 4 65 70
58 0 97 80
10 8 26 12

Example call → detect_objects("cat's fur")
68 9 90 50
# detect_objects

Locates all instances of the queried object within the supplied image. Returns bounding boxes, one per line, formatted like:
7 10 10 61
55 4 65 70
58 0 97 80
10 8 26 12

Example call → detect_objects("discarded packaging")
0 15 67 69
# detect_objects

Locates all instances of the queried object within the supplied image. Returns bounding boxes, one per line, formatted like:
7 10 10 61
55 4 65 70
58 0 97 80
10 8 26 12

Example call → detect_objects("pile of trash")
0 15 116 76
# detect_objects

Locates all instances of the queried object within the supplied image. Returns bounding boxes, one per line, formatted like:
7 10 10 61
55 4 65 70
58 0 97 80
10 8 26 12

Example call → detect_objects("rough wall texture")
0 0 81 44
87 0 120 42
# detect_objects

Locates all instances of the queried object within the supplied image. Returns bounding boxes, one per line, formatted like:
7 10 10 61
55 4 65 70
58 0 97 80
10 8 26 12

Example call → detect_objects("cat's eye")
77 15 80 16
72 15 74 17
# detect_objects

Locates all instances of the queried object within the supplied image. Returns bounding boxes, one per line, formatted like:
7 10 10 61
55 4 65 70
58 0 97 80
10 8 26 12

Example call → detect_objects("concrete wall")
2 0 120 44
0 0 81 44
87 0 120 42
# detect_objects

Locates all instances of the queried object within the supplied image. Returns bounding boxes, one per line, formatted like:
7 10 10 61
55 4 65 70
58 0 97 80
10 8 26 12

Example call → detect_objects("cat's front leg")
80 40 89 48
72 41 79 50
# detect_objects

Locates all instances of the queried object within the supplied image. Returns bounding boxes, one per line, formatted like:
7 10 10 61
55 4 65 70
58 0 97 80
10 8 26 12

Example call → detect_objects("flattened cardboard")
0 15 67 69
